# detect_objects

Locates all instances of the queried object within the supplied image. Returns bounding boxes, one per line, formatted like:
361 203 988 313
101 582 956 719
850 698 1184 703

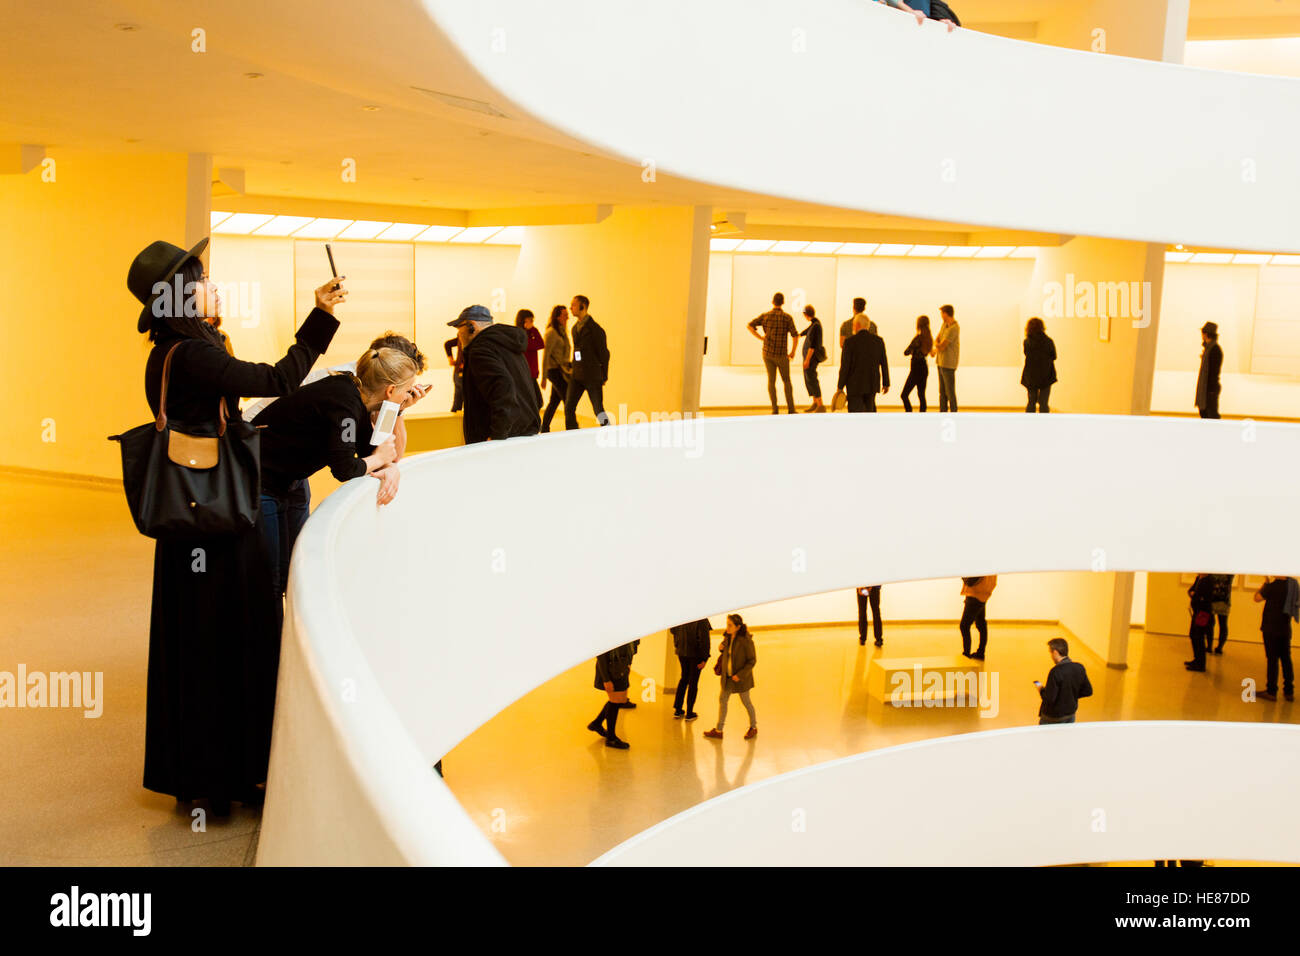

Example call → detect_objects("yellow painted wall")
0 150 189 479
1018 236 1160 417
509 206 706 418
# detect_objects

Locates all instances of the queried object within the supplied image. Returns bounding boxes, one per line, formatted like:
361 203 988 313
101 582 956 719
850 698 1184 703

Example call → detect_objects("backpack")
931 0 960 26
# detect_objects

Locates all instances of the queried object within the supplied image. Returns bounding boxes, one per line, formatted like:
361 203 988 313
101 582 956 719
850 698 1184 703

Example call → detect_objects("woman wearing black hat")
129 237 345 816
1195 322 1223 419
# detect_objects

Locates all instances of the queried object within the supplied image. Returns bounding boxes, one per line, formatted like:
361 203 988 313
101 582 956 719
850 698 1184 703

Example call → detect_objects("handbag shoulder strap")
156 340 230 437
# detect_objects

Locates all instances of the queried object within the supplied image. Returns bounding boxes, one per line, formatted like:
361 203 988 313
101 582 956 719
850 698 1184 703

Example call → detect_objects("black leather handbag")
109 342 261 539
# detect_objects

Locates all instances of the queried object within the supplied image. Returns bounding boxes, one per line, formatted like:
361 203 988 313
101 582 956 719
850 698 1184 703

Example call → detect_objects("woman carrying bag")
704 614 758 740
128 237 344 817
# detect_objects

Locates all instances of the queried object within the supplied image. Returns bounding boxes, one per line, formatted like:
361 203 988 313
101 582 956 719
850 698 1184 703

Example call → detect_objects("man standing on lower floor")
856 585 883 646
1254 576 1297 702
1036 638 1093 724
837 313 889 412
748 292 799 414
934 304 959 413
565 294 611 429
670 619 712 719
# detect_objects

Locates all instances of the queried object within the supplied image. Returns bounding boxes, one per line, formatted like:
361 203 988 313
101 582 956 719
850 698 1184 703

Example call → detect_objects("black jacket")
1038 658 1092 718
145 307 338 429
570 315 610 385
594 642 636 690
904 333 930 373
670 619 713 659
1021 331 1057 387
462 323 542 444
253 374 374 495
838 329 890 395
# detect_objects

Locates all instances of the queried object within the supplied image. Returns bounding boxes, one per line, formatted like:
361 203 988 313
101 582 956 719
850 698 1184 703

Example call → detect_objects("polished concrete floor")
3 473 1296 866
445 622 1299 866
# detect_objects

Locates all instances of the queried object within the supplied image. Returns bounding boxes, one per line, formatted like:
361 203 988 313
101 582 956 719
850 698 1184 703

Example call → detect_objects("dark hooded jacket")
461 323 542 443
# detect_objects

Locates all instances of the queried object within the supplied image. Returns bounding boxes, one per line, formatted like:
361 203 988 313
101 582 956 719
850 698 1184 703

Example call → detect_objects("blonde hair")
347 347 417 408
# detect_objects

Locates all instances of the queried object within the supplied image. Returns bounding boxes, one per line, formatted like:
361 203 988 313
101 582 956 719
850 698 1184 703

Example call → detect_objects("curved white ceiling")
423 0 1300 251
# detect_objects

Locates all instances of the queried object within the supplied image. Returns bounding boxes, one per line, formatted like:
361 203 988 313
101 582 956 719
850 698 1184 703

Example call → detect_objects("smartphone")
371 400 400 447
325 243 339 291
1032 680 1043 687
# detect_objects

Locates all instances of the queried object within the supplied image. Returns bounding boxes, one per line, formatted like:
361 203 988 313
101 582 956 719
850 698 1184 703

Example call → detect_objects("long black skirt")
142 519 282 801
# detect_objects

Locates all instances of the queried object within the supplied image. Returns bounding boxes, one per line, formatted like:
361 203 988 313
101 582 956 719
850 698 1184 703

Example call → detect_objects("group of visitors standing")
1185 573 1296 701
588 615 757 749
748 294 1060 416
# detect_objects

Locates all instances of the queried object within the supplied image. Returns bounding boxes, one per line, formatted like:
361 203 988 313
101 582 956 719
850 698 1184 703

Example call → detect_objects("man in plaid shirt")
747 292 800 414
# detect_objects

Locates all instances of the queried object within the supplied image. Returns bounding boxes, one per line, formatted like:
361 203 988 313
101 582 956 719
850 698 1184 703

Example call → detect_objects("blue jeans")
937 367 957 412
260 480 310 597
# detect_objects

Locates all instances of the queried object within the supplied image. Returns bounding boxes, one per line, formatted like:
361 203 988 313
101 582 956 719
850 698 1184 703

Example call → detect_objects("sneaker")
703 729 723 739
586 719 607 737
685 712 699 721
605 736 630 749
970 651 985 661
1259 691 1278 701
744 726 758 740
673 709 685 719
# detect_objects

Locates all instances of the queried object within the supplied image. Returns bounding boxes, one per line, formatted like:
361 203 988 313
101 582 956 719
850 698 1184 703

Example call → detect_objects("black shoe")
874 639 883 648
586 719 607 737
859 637 866 645
970 651 985 661
961 651 972 658
208 798 232 818
1184 660 1198 667
1259 691 1278 701
685 712 699 721
605 736 630 749
617 701 637 709
1286 693 1295 702
1212 648 1223 655
1185 664 1206 672
673 709 685 719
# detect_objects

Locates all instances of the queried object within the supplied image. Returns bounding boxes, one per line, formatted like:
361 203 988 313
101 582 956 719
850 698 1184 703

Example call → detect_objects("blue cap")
449 304 493 327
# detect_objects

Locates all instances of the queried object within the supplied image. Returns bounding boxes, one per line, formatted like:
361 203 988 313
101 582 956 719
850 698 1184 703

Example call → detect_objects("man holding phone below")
1035 638 1093 725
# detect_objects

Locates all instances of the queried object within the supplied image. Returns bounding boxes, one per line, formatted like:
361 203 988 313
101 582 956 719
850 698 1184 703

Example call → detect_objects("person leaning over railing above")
868 0 957 31
253 347 414 596
453 304 542 443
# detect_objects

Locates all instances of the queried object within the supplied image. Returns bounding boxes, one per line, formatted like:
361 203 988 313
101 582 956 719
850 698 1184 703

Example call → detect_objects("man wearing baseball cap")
448 305 541 443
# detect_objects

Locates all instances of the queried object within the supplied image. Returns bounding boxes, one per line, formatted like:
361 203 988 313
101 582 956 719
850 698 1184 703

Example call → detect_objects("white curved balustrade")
594 721 1300 866
256 415 1300 865
422 0 1300 252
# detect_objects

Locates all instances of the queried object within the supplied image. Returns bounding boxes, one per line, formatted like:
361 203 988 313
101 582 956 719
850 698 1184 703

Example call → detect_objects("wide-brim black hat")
129 236 209 333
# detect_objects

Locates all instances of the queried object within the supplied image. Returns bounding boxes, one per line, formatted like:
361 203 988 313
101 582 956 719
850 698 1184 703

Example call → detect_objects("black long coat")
139 308 337 801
